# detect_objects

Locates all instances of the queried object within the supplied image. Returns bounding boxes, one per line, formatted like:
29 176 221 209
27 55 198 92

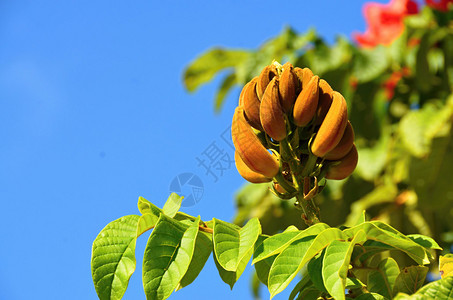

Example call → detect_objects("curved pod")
293 75 319 127
234 151 272 183
294 67 314 93
232 107 279 178
256 64 278 100
242 77 263 130
315 79 334 125
311 91 348 157
260 77 287 141
326 145 358 180
324 121 355 160
278 62 298 112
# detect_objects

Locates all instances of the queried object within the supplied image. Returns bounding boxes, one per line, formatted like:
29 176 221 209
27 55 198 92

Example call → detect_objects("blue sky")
0 1 387 299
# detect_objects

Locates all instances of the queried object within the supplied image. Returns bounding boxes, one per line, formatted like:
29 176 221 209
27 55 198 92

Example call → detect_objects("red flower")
354 0 419 48
426 0 453 11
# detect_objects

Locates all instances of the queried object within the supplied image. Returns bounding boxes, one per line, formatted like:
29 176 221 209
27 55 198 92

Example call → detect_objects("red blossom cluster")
354 0 419 48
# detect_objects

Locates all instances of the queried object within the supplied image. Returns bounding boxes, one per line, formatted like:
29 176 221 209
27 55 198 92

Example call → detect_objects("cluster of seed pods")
232 61 358 194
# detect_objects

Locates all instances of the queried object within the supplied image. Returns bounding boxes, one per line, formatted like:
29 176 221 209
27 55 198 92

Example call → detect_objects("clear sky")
0 1 389 299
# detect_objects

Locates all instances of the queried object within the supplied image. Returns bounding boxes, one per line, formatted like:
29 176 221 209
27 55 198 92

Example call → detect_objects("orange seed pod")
278 62 298 112
256 64 278 100
326 145 358 180
260 77 287 141
232 107 279 178
316 79 334 125
324 121 355 160
311 91 348 157
294 67 314 93
242 77 262 130
293 75 319 127
234 151 272 183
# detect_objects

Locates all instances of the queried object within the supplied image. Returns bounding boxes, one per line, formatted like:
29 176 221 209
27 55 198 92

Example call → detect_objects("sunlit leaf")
213 218 261 272
307 250 327 293
142 215 199 300
255 254 277 286
344 222 430 264
288 266 311 300
176 231 212 290
91 215 140 300
355 293 387 300
137 213 159 237
355 132 391 181
399 101 453 157
407 234 442 251
415 275 453 298
322 231 367 300
253 223 330 264
183 48 249 92
352 46 388 83
393 265 428 295
214 72 237 112
268 228 346 297
138 196 162 216
162 193 183 218
367 258 400 299
214 247 252 289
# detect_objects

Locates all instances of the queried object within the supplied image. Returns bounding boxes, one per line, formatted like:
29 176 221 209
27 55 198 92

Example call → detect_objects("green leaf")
214 72 237 112
214 246 252 289
407 234 442 250
408 101 453 210
183 48 249 92
344 222 430 265
213 218 261 272
137 213 159 237
345 277 365 290
399 102 453 158
353 46 388 83
268 228 347 298
252 223 330 264
393 292 425 300
355 132 391 182
255 254 277 286
415 276 453 298
355 293 387 300
295 286 322 300
162 193 183 218
289 266 311 300
142 215 199 300
308 249 327 293
393 265 428 296
322 231 367 300
304 36 352 76
367 258 400 299
138 196 162 216
176 231 212 290
91 215 140 300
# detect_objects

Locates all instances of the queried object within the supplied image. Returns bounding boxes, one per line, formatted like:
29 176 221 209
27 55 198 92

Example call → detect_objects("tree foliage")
92 3 453 300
